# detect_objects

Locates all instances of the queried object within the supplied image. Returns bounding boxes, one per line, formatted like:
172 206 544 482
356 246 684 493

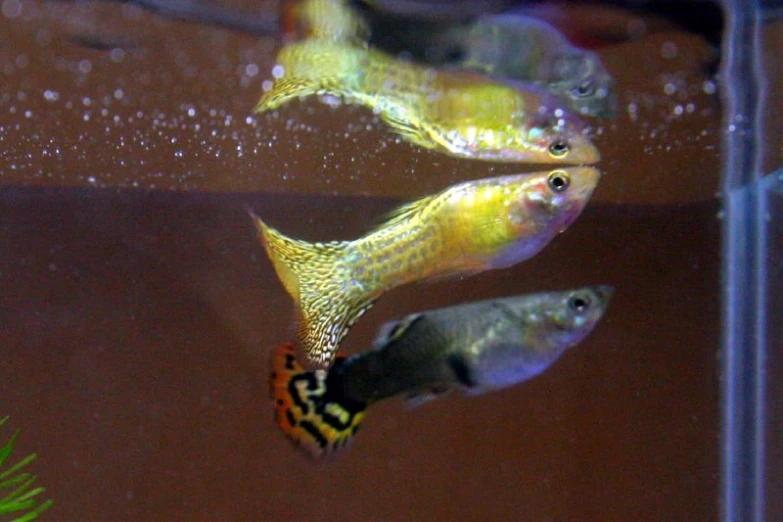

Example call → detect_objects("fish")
429 14 618 118
250 166 601 368
255 38 600 164
269 285 614 458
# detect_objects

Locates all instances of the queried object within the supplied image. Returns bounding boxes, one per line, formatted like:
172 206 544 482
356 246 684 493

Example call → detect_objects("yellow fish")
251 166 601 368
255 38 600 165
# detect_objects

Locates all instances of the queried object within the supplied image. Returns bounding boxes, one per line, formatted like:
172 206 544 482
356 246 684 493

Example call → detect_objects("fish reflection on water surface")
251 167 600 369
255 38 600 164
430 13 618 118
269 286 614 458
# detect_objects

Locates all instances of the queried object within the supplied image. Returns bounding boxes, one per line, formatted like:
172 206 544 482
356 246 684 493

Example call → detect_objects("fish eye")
572 80 596 98
568 294 591 313
547 170 571 192
548 140 570 158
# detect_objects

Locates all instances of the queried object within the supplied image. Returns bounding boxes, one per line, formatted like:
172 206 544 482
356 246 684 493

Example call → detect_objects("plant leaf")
0 417 53 521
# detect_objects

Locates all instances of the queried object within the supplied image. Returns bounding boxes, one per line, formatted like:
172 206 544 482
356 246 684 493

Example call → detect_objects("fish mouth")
555 166 600 230
567 136 601 165
566 166 601 199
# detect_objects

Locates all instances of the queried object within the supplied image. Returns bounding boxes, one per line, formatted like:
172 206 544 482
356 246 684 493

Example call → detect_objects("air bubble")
110 48 125 62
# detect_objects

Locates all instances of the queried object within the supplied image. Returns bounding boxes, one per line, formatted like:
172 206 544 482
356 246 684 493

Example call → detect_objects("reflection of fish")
270 285 614 458
251 167 600 368
431 14 617 118
286 0 369 42
256 39 600 164
0 416 53 520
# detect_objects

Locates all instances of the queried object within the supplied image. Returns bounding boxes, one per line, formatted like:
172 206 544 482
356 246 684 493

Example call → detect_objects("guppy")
251 166 600 369
255 38 600 164
270 285 614 458
430 13 618 118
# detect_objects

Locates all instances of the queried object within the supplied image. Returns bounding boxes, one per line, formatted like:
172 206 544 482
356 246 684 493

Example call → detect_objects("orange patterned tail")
269 343 367 459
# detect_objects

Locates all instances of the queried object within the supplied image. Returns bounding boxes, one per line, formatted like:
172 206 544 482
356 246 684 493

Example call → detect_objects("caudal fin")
254 40 361 113
270 343 367 459
249 211 375 368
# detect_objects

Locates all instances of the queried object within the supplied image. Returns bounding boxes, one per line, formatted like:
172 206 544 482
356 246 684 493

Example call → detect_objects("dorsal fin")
372 313 424 349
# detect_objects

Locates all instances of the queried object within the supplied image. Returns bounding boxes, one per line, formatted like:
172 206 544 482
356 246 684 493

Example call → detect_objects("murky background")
0 1 777 520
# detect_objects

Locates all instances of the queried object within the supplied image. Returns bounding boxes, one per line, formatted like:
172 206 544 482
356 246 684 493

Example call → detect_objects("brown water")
1 190 719 521
0 1 740 521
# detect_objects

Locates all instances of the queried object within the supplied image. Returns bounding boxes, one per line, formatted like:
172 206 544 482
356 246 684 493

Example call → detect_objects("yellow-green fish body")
251 166 600 368
269 285 614 458
256 38 600 164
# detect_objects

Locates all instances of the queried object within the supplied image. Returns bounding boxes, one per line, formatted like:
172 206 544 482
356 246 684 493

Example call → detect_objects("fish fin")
297 0 369 43
255 76 325 111
377 109 440 153
255 40 360 113
404 384 453 409
270 343 367 459
249 211 374 368
379 193 440 229
372 313 424 349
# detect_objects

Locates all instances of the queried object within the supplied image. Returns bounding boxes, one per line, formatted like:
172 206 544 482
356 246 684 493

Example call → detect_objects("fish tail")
270 343 367 459
249 211 374 368
255 41 362 112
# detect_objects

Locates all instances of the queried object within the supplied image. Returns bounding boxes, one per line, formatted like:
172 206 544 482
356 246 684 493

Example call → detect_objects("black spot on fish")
299 420 328 449
276 399 284 406
448 353 476 387
284 353 296 371
324 367 367 415
285 409 296 428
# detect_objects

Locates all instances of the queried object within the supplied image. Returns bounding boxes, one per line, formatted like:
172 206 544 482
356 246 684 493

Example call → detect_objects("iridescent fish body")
251 167 601 368
432 14 617 118
270 285 614 458
255 38 600 164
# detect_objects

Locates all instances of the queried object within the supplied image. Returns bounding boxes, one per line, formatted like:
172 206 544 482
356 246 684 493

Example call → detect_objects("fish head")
490 167 600 268
541 285 615 347
522 101 601 164
466 286 613 392
552 51 618 118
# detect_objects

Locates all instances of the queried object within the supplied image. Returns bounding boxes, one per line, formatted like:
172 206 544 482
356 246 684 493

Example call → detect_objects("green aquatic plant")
0 417 52 522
